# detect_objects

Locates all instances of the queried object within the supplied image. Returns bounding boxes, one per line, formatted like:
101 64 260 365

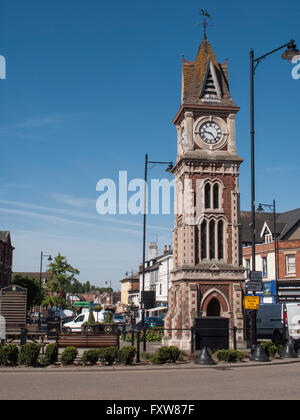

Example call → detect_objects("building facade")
120 272 139 306
0 232 14 289
163 35 245 351
242 209 300 303
138 243 173 314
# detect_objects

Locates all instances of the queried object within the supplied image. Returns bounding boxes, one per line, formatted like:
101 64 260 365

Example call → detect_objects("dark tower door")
207 298 221 317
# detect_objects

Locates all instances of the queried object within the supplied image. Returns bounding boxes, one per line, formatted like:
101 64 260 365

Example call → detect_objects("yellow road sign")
243 296 260 310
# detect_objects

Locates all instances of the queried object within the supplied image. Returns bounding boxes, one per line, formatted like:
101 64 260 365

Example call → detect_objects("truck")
63 310 114 333
256 303 300 344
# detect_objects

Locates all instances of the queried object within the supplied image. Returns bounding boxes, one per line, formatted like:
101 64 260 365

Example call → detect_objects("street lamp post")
249 39 298 350
257 200 278 302
141 153 173 326
39 251 52 327
105 280 112 305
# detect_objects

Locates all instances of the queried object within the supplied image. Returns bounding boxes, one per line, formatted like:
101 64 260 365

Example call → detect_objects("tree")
42 253 80 308
13 275 43 310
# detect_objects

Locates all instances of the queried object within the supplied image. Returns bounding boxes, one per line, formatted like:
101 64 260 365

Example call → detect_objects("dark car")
135 317 164 330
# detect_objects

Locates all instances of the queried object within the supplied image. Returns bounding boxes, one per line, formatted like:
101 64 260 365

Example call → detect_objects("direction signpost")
247 281 263 292
247 271 263 351
250 271 263 282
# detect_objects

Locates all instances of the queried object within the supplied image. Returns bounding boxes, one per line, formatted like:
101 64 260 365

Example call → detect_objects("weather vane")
198 9 212 40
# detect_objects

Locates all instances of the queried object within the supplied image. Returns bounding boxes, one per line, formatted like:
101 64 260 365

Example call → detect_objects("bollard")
281 339 298 358
250 344 270 362
194 346 216 365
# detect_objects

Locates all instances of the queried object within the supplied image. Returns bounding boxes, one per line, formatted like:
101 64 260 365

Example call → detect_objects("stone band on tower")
163 36 245 352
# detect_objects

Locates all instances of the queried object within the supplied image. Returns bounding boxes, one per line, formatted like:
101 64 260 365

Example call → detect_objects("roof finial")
200 9 212 40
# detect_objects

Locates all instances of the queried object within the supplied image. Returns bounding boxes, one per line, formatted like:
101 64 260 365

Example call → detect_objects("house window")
262 257 268 278
265 233 273 243
286 255 296 275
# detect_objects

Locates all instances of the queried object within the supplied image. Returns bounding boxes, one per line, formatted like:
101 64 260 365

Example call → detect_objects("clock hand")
204 130 216 139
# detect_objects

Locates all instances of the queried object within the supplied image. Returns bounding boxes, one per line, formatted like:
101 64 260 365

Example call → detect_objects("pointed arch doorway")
206 297 221 317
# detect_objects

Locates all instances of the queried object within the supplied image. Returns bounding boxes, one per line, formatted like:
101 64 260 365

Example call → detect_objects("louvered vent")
201 69 219 102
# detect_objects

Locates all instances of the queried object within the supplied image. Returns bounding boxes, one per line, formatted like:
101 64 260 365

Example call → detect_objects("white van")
63 310 110 332
257 303 300 343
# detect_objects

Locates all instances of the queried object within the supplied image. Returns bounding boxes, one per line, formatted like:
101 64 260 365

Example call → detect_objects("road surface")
0 362 300 400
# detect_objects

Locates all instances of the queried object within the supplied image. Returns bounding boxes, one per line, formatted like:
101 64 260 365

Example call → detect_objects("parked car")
112 314 126 324
135 317 164 330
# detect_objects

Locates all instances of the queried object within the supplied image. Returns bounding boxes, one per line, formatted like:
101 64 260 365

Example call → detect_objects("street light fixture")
256 200 278 303
141 153 173 326
39 251 52 327
249 39 298 350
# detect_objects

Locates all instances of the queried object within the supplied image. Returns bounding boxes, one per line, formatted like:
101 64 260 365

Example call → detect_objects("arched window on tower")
201 220 207 260
213 183 219 209
218 220 224 260
209 220 215 260
205 183 211 209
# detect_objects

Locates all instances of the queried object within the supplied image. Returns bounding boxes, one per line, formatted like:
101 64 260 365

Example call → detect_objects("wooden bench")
56 333 119 349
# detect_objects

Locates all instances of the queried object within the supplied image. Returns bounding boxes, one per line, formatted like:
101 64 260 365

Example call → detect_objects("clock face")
181 127 185 148
199 121 222 144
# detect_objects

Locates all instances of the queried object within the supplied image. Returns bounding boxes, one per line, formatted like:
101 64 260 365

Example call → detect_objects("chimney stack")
148 242 158 260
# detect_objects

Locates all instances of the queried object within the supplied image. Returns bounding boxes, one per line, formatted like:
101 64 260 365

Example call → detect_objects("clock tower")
163 36 246 351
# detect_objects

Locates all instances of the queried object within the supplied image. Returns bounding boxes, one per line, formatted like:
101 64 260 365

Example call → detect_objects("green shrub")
0 344 19 366
156 346 172 363
45 343 58 365
125 328 164 343
141 352 151 360
149 346 181 365
0 345 8 365
214 349 244 363
39 355 48 366
19 343 41 366
169 346 180 363
119 346 136 365
104 312 113 324
81 349 100 365
260 341 279 357
61 346 78 365
98 346 119 365
150 353 162 364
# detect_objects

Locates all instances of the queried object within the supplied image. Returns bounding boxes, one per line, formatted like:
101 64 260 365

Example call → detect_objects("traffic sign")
250 271 263 281
243 296 260 310
247 281 264 292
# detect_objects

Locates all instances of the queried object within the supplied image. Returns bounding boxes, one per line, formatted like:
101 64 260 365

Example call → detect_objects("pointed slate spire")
181 38 236 108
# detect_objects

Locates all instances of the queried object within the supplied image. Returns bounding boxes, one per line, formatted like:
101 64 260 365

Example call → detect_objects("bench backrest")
57 333 118 348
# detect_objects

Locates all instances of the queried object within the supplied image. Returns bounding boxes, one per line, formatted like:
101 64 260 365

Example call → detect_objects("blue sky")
1 0 299 289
